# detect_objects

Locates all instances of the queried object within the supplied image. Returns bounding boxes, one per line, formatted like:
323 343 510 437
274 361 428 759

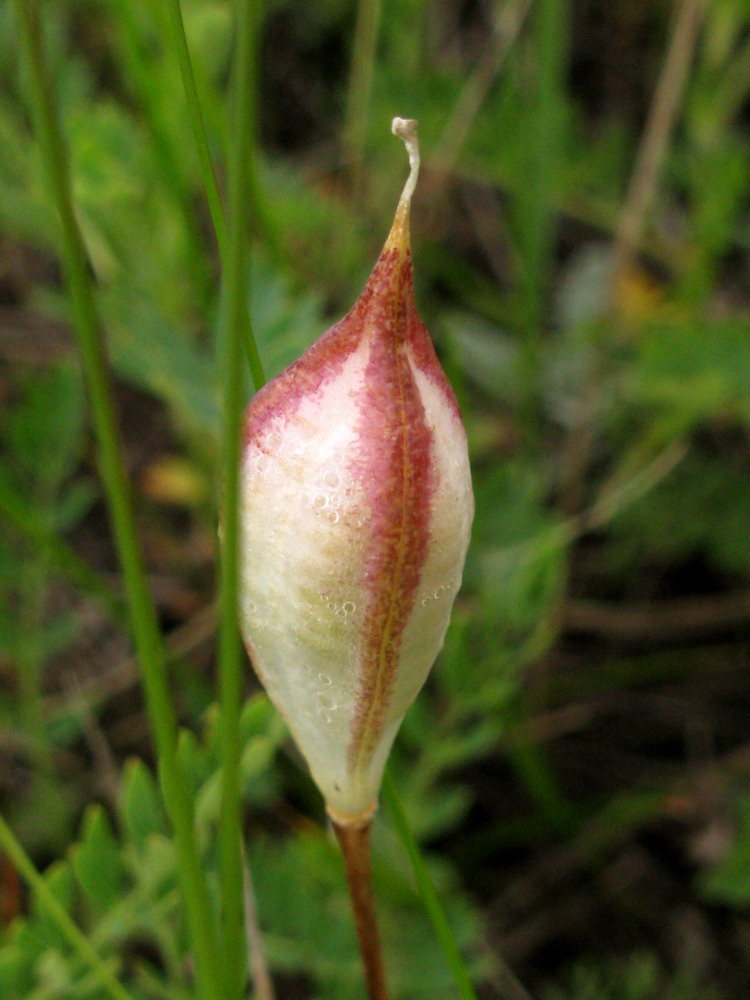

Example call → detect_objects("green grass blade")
164 0 228 257
11 7 222 1000
164 0 267 382
343 0 383 189
106 0 210 302
514 0 569 433
0 814 134 1000
383 769 534 1000
381 770 479 1000
214 0 267 995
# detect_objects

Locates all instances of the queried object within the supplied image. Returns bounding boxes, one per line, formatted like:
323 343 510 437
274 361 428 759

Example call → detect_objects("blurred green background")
2 0 750 997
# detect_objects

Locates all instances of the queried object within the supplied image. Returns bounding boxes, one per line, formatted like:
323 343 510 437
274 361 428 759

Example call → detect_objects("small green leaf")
239 692 276 741
71 806 124 911
20 860 76 958
119 759 168 853
176 728 210 798
0 945 33 997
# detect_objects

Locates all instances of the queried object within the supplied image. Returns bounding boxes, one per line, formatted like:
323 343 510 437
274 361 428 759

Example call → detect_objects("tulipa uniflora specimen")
240 118 473 999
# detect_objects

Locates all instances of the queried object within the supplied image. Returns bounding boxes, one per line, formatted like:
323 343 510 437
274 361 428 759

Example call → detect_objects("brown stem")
330 808 389 1000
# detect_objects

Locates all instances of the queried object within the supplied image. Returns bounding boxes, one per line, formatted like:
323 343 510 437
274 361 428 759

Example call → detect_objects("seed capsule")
240 118 473 820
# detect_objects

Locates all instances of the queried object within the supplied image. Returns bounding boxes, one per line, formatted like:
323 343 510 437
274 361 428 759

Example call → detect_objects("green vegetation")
1 0 750 997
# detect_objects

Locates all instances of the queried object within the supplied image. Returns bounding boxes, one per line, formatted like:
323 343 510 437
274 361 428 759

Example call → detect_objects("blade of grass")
431 0 531 178
0 814 134 1000
159 0 280 268
12 7 222 1000
513 0 569 435
214 0 266 995
163 0 268 381
16 528 53 769
343 0 383 191
382 769 534 1000
381 769 478 1000
106 0 210 303
164 0 228 258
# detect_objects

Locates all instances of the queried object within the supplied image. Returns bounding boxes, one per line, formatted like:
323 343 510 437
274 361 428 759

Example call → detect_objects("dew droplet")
327 510 339 524
342 601 356 614
318 672 332 685
312 493 329 511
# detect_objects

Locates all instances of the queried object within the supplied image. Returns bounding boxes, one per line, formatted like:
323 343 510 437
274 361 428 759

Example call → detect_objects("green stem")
164 0 268 381
164 0 228 257
0 815 134 1000
383 770 532 1000
343 0 383 190
515 0 569 437
214 1 267 995
107 0 210 303
12 7 222 1000
16 517 52 769
156 0 279 272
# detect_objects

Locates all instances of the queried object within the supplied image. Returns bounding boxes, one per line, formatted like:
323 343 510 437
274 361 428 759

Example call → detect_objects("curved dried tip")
385 117 420 251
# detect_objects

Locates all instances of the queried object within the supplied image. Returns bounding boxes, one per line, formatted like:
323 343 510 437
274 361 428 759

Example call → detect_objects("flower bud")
240 119 473 820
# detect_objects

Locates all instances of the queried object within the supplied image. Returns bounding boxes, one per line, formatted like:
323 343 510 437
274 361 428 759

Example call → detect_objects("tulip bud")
240 118 473 821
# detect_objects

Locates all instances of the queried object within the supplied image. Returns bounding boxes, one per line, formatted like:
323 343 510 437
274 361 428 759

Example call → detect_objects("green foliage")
250 830 483 1000
72 808 126 913
700 794 750 907
541 953 725 1000
0 362 90 666
609 448 750 577
0 698 289 999
0 701 484 1000
632 320 750 427
5 0 750 997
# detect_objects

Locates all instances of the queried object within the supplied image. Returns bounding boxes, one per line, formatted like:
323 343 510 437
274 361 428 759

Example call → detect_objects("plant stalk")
330 808 389 1000
164 0 228 257
214 0 267 994
382 770 482 1000
12 6 222 999
343 0 383 193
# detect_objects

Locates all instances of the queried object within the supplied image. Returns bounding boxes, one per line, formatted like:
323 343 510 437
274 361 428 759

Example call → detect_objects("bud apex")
240 119 473 819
